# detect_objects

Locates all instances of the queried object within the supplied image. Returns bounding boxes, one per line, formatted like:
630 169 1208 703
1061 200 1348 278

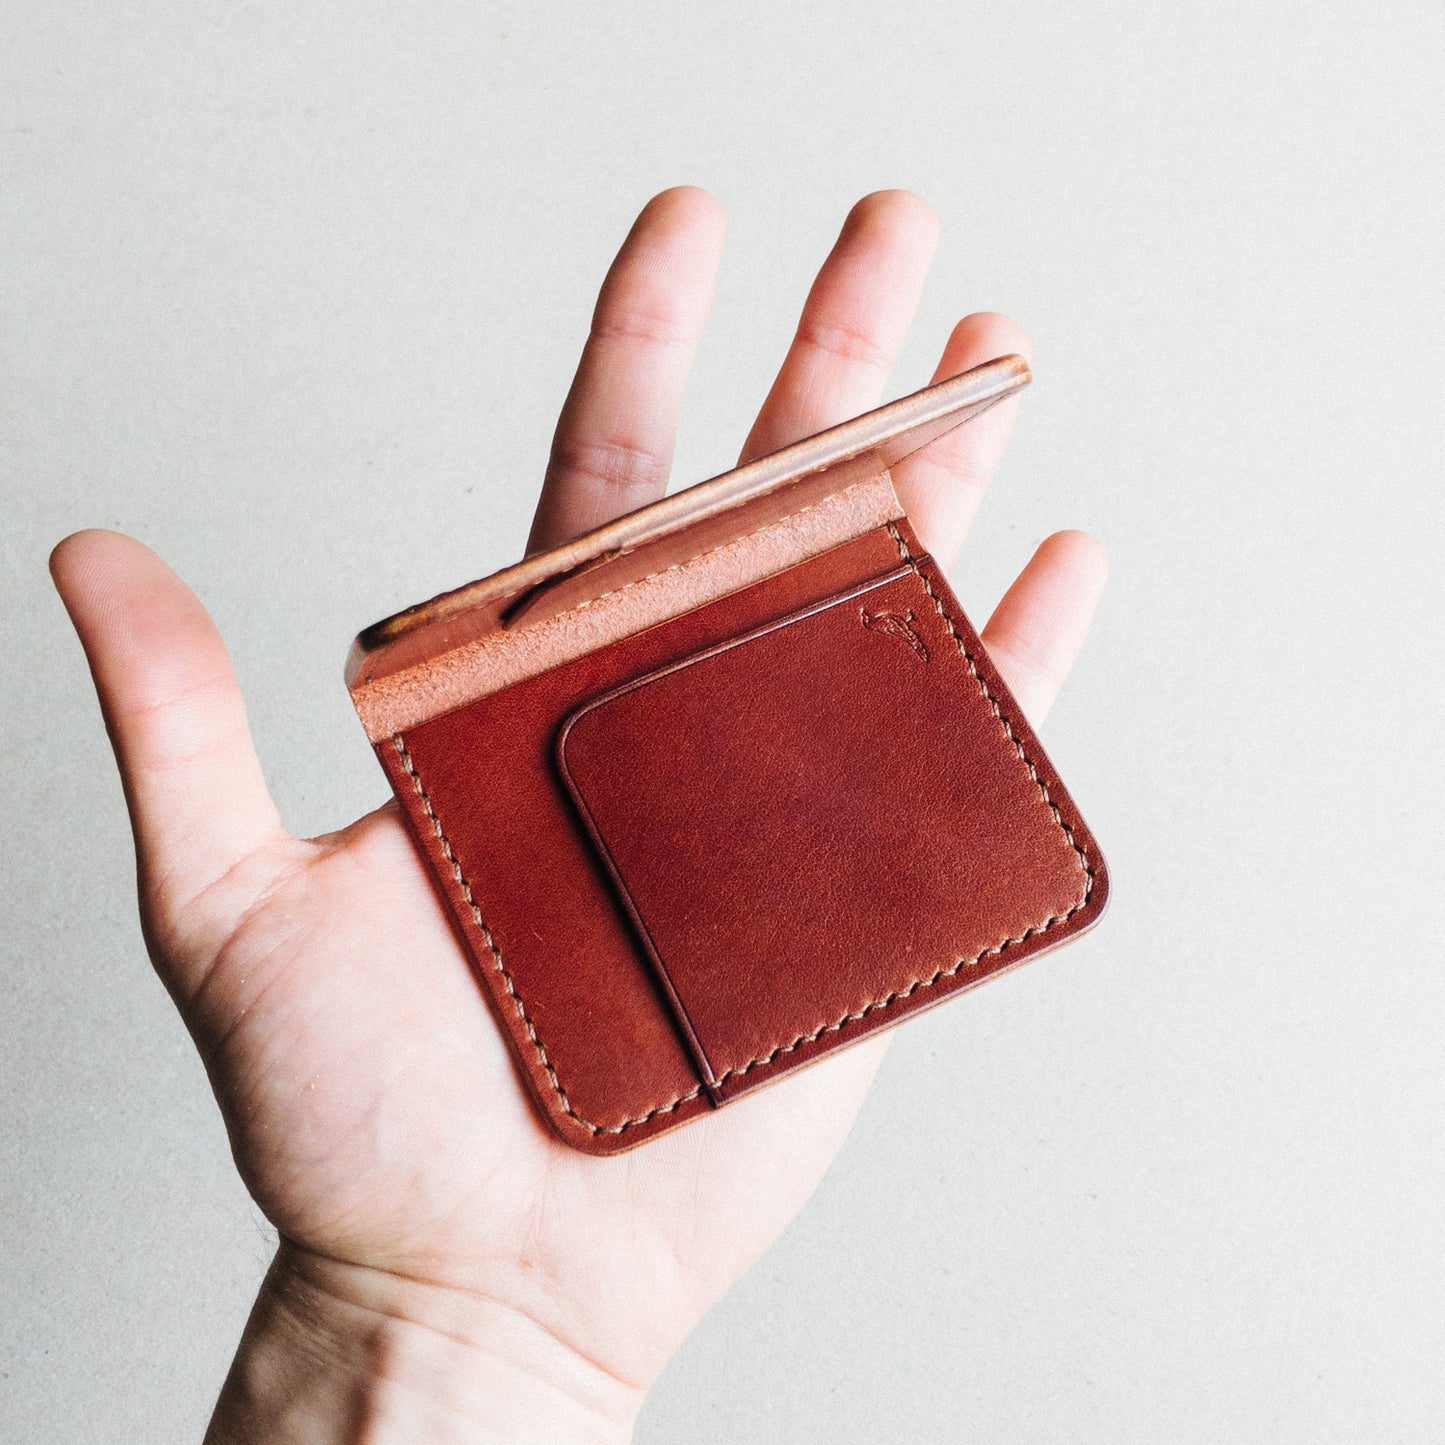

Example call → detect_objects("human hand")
51 188 1107 1443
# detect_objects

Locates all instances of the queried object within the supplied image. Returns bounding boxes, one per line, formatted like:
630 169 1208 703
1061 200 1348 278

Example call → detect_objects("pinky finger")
981 530 1108 730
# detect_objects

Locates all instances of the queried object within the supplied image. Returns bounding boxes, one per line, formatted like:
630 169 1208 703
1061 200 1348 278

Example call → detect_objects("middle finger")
527 187 726 554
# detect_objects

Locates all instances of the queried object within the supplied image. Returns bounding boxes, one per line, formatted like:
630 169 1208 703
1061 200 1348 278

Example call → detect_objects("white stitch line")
887 521 1093 888
701 524 1097 1091
392 734 703 1137
556 478 875 620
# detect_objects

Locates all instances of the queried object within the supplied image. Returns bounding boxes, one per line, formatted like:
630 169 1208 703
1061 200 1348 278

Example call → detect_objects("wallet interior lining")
353 470 903 738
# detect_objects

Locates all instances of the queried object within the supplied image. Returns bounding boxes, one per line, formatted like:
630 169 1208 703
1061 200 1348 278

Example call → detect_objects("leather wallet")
347 355 1108 1153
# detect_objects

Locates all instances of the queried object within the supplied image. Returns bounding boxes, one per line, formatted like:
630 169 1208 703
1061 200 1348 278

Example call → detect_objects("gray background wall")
3 3 1442 1440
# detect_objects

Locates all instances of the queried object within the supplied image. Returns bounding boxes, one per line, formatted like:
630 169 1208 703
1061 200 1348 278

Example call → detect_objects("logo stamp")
860 606 930 664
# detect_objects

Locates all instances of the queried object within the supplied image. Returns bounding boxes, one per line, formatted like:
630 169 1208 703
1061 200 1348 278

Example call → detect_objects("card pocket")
556 551 1104 1101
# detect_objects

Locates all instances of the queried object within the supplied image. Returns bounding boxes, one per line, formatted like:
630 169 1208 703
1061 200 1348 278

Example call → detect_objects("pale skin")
50 188 1107 1443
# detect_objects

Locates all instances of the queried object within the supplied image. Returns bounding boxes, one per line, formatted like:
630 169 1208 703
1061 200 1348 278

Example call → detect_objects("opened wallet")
346 355 1108 1154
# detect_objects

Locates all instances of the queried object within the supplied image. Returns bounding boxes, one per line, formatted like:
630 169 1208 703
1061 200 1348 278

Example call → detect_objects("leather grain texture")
378 519 1107 1153
556 542 1099 1102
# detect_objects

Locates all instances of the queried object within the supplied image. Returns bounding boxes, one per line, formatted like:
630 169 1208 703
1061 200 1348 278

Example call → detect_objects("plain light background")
3 3 1442 1440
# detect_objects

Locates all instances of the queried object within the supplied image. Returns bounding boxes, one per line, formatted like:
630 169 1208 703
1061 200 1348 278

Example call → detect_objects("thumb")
50 530 289 978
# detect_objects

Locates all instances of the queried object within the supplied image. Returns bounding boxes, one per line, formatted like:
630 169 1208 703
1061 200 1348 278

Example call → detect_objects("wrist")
206 1244 645 1445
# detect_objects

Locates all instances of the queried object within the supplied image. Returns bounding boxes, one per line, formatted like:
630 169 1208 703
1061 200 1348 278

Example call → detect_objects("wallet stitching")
391 523 1094 1134
392 734 704 1137
557 477 877 621
701 524 1097 1092
399 477 883 687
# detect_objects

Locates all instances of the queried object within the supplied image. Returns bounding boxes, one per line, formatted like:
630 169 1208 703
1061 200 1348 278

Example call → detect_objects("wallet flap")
347 356 1030 739
555 534 1102 1098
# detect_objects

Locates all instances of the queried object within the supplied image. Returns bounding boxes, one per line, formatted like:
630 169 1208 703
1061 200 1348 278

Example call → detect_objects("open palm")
52 189 1106 1438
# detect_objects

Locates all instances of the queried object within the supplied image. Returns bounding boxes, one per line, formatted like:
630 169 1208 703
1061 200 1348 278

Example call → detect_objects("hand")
51 188 1107 1443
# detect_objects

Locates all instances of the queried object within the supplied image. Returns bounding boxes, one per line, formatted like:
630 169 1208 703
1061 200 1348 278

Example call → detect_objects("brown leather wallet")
347 356 1108 1153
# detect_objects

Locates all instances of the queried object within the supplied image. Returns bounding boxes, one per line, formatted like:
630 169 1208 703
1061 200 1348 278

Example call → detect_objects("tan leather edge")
352 473 904 739
346 354 1029 682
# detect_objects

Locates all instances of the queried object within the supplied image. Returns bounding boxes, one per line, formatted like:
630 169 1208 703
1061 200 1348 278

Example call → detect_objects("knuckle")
794 316 895 372
548 435 670 498
589 306 691 349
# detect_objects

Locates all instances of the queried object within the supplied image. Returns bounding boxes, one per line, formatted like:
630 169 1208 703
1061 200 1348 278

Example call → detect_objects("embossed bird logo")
860 606 930 663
